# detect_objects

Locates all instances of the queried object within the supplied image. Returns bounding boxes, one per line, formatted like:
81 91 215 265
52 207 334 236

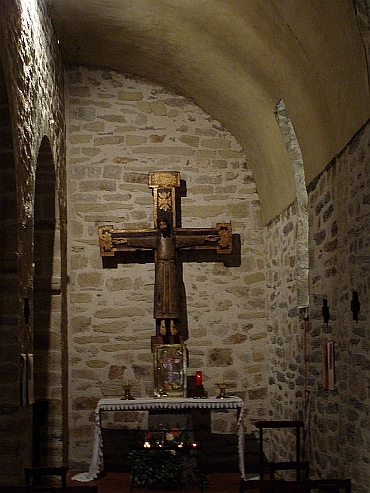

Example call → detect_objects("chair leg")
259 427 264 479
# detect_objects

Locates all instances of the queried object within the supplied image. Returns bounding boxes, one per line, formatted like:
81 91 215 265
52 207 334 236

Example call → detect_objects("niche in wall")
33 136 63 466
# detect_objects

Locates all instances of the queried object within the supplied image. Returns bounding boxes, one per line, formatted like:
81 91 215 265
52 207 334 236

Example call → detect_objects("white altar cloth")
73 396 246 481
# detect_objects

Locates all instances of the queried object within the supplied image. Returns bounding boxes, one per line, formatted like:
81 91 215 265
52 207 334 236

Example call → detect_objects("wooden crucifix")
98 171 232 346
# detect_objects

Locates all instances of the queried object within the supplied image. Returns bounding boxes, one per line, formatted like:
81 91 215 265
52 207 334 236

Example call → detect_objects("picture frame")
153 343 187 398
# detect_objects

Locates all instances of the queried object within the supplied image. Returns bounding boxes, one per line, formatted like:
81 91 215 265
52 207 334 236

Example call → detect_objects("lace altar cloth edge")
97 396 244 412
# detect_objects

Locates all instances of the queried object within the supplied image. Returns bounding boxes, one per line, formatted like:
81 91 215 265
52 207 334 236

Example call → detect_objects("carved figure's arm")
174 223 232 254
98 225 157 256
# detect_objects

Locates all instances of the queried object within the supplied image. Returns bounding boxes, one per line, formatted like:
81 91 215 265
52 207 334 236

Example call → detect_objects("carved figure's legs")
152 319 183 351
170 319 178 335
156 319 178 337
159 319 166 335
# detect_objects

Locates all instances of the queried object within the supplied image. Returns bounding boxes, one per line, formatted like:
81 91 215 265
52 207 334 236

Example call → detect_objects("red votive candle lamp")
195 371 202 387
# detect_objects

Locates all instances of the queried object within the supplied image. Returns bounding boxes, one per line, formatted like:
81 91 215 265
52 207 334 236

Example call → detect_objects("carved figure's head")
158 218 170 237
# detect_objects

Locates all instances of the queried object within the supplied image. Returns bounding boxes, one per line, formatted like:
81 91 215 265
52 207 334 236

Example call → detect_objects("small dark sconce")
24 298 30 325
322 299 330 325
351 291 360 322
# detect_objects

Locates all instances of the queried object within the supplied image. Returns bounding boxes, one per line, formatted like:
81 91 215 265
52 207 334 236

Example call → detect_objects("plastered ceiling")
48 0 370 224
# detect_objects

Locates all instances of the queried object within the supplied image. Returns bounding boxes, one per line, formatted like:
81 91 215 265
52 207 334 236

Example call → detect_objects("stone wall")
65 66 268 469
263 121 370 491
0 0 66 484
306 122 370 490
264 203 307 465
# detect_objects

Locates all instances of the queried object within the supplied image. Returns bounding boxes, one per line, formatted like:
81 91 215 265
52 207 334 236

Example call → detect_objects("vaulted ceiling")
48 0 370 223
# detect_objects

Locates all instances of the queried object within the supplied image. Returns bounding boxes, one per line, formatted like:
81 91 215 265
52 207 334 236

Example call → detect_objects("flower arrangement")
128 426 208 490
142 427 193 449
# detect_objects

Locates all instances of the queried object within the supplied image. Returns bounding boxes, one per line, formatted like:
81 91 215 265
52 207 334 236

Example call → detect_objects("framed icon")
153 343 186 398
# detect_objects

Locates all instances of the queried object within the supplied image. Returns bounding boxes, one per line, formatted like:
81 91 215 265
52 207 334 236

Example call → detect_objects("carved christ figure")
109 218 214 327
155 218 206 321
98 170 232 341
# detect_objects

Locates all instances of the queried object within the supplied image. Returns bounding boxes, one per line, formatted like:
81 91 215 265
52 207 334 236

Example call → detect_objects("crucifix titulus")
98 171 232 347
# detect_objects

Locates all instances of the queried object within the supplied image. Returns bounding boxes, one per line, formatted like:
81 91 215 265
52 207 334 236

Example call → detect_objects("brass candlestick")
217 382 228 399
121 384 135 400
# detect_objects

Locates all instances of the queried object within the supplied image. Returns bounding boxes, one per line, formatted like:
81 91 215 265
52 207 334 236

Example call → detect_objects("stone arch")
33 135 63 466
262 100 310 425
275 99 309 310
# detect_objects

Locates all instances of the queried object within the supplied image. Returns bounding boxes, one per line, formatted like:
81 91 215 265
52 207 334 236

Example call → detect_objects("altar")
73 396 246 482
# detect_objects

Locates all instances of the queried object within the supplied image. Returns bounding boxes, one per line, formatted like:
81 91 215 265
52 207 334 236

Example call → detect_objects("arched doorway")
33 136 63 467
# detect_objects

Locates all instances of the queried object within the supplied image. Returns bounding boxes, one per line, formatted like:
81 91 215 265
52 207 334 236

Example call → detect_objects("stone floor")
68 471 248 493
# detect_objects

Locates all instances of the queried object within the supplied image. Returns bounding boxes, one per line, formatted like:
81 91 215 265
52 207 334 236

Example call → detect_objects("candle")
221 375 224 384
195 371 202 387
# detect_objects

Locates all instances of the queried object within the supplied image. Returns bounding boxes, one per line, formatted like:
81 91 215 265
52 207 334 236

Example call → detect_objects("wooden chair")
305 478 351 492
25 467 67 489
255 421 309 481
240 479 306 492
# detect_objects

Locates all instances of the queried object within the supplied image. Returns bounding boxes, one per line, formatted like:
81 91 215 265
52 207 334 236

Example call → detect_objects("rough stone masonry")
66 67 268 469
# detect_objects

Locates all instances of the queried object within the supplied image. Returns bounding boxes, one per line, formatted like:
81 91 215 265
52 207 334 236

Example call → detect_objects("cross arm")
175 222 232 254
98 225 157 256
